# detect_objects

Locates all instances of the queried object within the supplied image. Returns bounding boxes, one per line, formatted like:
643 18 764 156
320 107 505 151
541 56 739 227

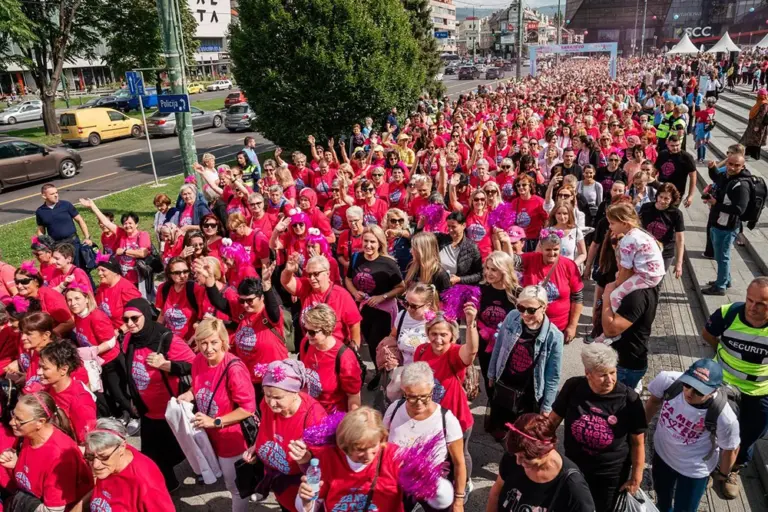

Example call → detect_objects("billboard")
188 0 231 38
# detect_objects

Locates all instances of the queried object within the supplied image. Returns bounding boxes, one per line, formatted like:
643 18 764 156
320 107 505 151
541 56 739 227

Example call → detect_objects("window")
108 111 125 122
191 107 202 114
0 143 16 160
59 114 76 127
11 141 42 156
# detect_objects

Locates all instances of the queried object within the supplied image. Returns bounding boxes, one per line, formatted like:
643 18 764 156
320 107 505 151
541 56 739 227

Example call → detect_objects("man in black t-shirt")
553 147 583 182
601 285 660 388
655 135 696 208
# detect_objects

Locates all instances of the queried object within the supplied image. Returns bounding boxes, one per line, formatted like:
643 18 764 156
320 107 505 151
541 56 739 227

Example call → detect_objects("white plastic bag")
614 489 660 512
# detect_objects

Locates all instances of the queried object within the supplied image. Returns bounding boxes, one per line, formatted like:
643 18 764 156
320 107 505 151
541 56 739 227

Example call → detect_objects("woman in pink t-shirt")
49 242 93 295
179 318 257 512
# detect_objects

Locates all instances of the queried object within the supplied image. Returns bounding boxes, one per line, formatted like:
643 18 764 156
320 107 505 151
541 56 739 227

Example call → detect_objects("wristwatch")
214 417 223 428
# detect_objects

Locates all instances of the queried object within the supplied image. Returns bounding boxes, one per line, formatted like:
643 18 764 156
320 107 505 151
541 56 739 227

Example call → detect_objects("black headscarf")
124 298 171 350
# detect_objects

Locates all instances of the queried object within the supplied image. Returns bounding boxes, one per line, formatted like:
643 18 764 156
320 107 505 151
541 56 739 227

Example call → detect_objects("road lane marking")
83 148 144 165
0 172 119 206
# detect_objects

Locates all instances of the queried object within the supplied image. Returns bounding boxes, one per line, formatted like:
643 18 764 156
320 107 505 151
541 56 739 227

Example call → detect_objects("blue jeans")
710 226 739 290
736 394 768 466
652 453 709 512
617 366 647 388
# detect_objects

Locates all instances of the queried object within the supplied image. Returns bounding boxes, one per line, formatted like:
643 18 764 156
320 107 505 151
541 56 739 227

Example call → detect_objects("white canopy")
755 33 768 49
707 32 741 53
667 34 700 54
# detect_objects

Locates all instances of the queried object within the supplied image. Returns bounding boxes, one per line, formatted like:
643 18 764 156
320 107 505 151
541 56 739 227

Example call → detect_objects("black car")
458 66 481 80
486 67 505 80
77 96 122 110
502 62 515 71
444 65 457 75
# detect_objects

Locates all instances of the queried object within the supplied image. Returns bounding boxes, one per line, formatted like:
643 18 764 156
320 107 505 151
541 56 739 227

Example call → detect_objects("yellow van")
58 108 143 147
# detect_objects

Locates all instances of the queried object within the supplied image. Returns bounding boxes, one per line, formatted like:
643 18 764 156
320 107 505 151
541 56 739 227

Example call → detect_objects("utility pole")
640 0 648 57
156 0 197 178
633 0 640 55
516 0 524 79
556 0 562 64
473 6 477 63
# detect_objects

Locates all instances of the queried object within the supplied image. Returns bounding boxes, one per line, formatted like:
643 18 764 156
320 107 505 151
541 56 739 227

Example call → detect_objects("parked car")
0 104 43 125
458 66 481 80
111 89 134 112
225 91 247 108
78 96 122 110
207 80 233 91
146 107 224 137
0 136 82 192
502 61 515 71
444 64 458 75
187 82 205 94
59 108 143 147
486 67 505 79
224 103 256 132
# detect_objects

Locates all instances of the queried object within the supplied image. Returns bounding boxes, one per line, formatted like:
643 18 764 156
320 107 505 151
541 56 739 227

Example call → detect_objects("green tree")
0 0 103 135
102 0 199 79
0 0 36 72
230 0 426 148
401 0 446 99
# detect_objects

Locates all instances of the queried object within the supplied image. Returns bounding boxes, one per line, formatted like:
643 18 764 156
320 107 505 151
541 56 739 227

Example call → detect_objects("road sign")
434 31 449 38
158 94 191 113
125 71 144 96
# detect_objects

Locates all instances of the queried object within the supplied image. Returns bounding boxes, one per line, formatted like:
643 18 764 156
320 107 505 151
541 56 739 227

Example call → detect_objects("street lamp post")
516 0 524 79
633 0 640 55
640 0 648 57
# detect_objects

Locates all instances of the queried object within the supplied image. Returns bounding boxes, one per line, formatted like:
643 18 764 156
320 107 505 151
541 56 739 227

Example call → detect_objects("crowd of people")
0 52 766 512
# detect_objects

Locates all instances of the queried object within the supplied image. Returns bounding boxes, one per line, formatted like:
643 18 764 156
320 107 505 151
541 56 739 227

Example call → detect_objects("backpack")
737 175 767 230
388 397 448 437
662 379 740 460
415 344 481 402
161 280 198 314
261 306 296 353
300 339 368 386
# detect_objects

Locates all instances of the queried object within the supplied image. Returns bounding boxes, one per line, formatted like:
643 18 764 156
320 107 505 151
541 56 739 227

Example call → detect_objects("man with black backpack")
703 277 768 498
702 154 751 296
645 359 740 511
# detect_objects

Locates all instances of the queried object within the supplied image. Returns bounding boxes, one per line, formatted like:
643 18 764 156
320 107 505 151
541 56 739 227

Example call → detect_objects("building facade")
565 0 768 52
430 0 458 54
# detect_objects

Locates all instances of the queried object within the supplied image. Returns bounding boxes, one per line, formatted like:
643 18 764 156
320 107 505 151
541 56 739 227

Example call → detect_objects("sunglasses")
486 190 499 195
404 394 432 404
14 278 33 285
331 188 340 192
517 304 542 315
238 296 258 305
292 223 306 228
473 197 487 202
202 223 218 229
405 301 425 310
501 165 512 169
191 243 205 249
123 315 142 324
390 218 405 225
364 188 374 193
305 328 322 337
249 202 264 207
170 270 190 276
306 270 328 279
372 174 384 178
84 444 121 464
609 158 620 162
557 193 572 199
683 383 705 397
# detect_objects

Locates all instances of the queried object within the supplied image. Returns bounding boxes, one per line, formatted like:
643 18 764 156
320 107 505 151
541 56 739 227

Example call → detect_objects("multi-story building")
189 0 232 77
430 0 458 54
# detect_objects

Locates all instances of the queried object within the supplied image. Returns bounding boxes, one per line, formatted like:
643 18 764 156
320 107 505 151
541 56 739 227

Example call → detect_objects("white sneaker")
126 418 141 436
466 478 474 498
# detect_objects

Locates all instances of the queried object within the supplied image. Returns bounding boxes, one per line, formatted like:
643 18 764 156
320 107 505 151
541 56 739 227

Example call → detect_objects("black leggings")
101 353 134 417
478 336 492 394
141 415 185 490
361 306 393 364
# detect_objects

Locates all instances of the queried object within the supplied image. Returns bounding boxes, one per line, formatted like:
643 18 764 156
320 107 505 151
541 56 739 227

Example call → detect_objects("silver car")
224 103 256 132
146 106 224 136
0 104 43 125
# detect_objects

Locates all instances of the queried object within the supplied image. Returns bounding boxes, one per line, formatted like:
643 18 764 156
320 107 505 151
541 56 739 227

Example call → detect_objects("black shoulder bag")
156 331 191 397
363 450 385 512
207 359 260 447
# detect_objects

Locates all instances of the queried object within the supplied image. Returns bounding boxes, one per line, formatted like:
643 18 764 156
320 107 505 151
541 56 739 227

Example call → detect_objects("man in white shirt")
645 359 740 511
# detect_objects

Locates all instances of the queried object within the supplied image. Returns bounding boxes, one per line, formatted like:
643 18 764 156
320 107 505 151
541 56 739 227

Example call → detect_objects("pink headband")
90 428 126 440
19 261 38 276
32 392 52 418
65 282 90 295
123 307 142 315
505 423 554 446
184 176 197 184
95 251 111 264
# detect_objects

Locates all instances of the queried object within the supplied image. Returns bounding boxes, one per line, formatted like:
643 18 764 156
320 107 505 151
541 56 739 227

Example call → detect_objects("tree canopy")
402 0 446 99
230 0 429 148
102 0 199 78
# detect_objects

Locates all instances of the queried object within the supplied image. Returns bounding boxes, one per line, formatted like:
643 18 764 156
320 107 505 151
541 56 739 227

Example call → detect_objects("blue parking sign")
125 71 144 96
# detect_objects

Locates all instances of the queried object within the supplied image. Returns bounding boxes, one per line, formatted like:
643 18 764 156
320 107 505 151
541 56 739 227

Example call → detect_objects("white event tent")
706 32 741 53
666 34 700 54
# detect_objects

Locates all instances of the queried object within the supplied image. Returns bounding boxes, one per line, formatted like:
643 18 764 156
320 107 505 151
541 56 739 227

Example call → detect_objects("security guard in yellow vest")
655 100 677 151
703 277 768 498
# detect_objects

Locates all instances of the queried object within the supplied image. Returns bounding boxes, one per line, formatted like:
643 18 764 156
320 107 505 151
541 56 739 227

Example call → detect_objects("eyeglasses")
10 412 36 426
305 329 322 337
331 188 340 192
473 198 487 203
292 223 306 228
238 296 258 305
501 165 512 169
306 270 328 279
202 223 218 229
170 270 190 276
84 444 121 464
372 174 384 178
404 394 432 404
249 202 264 207
122 315 142 324
557 193 572 199
364 188 374 193
390 218 405 225
405 301 426 310
14 278 33 285
682 383 705 397
609 158 620 162
517 304 542 315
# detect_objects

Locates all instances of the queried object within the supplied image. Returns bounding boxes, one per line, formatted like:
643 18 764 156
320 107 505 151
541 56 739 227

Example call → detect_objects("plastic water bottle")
306 458 321 499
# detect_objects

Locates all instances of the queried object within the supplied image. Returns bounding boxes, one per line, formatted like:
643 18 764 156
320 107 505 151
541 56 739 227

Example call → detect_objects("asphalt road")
0 74 520 226
0 88 237 133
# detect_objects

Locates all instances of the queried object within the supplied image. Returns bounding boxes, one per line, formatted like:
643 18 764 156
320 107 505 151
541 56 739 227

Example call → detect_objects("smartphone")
701 193 711 200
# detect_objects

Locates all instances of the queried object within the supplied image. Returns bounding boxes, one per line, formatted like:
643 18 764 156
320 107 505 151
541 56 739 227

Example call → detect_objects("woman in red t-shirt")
37 340 97 445
413 306 479 480
465 189 493 259
244 359 327 512
30 235 57 286
336 206 365 273
358 180 388 227
0 391 93 509
95 256 141 332
14 263 73 336
155 257 202 343
295 407 454 512
122 298 194 491
219 240 259 291
325 176 354 236
178 318 257 512
86 417 175 512
299 189 335 243
65 284 135 428
48 243 93 295
298 304 362 413
509 175 549 252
